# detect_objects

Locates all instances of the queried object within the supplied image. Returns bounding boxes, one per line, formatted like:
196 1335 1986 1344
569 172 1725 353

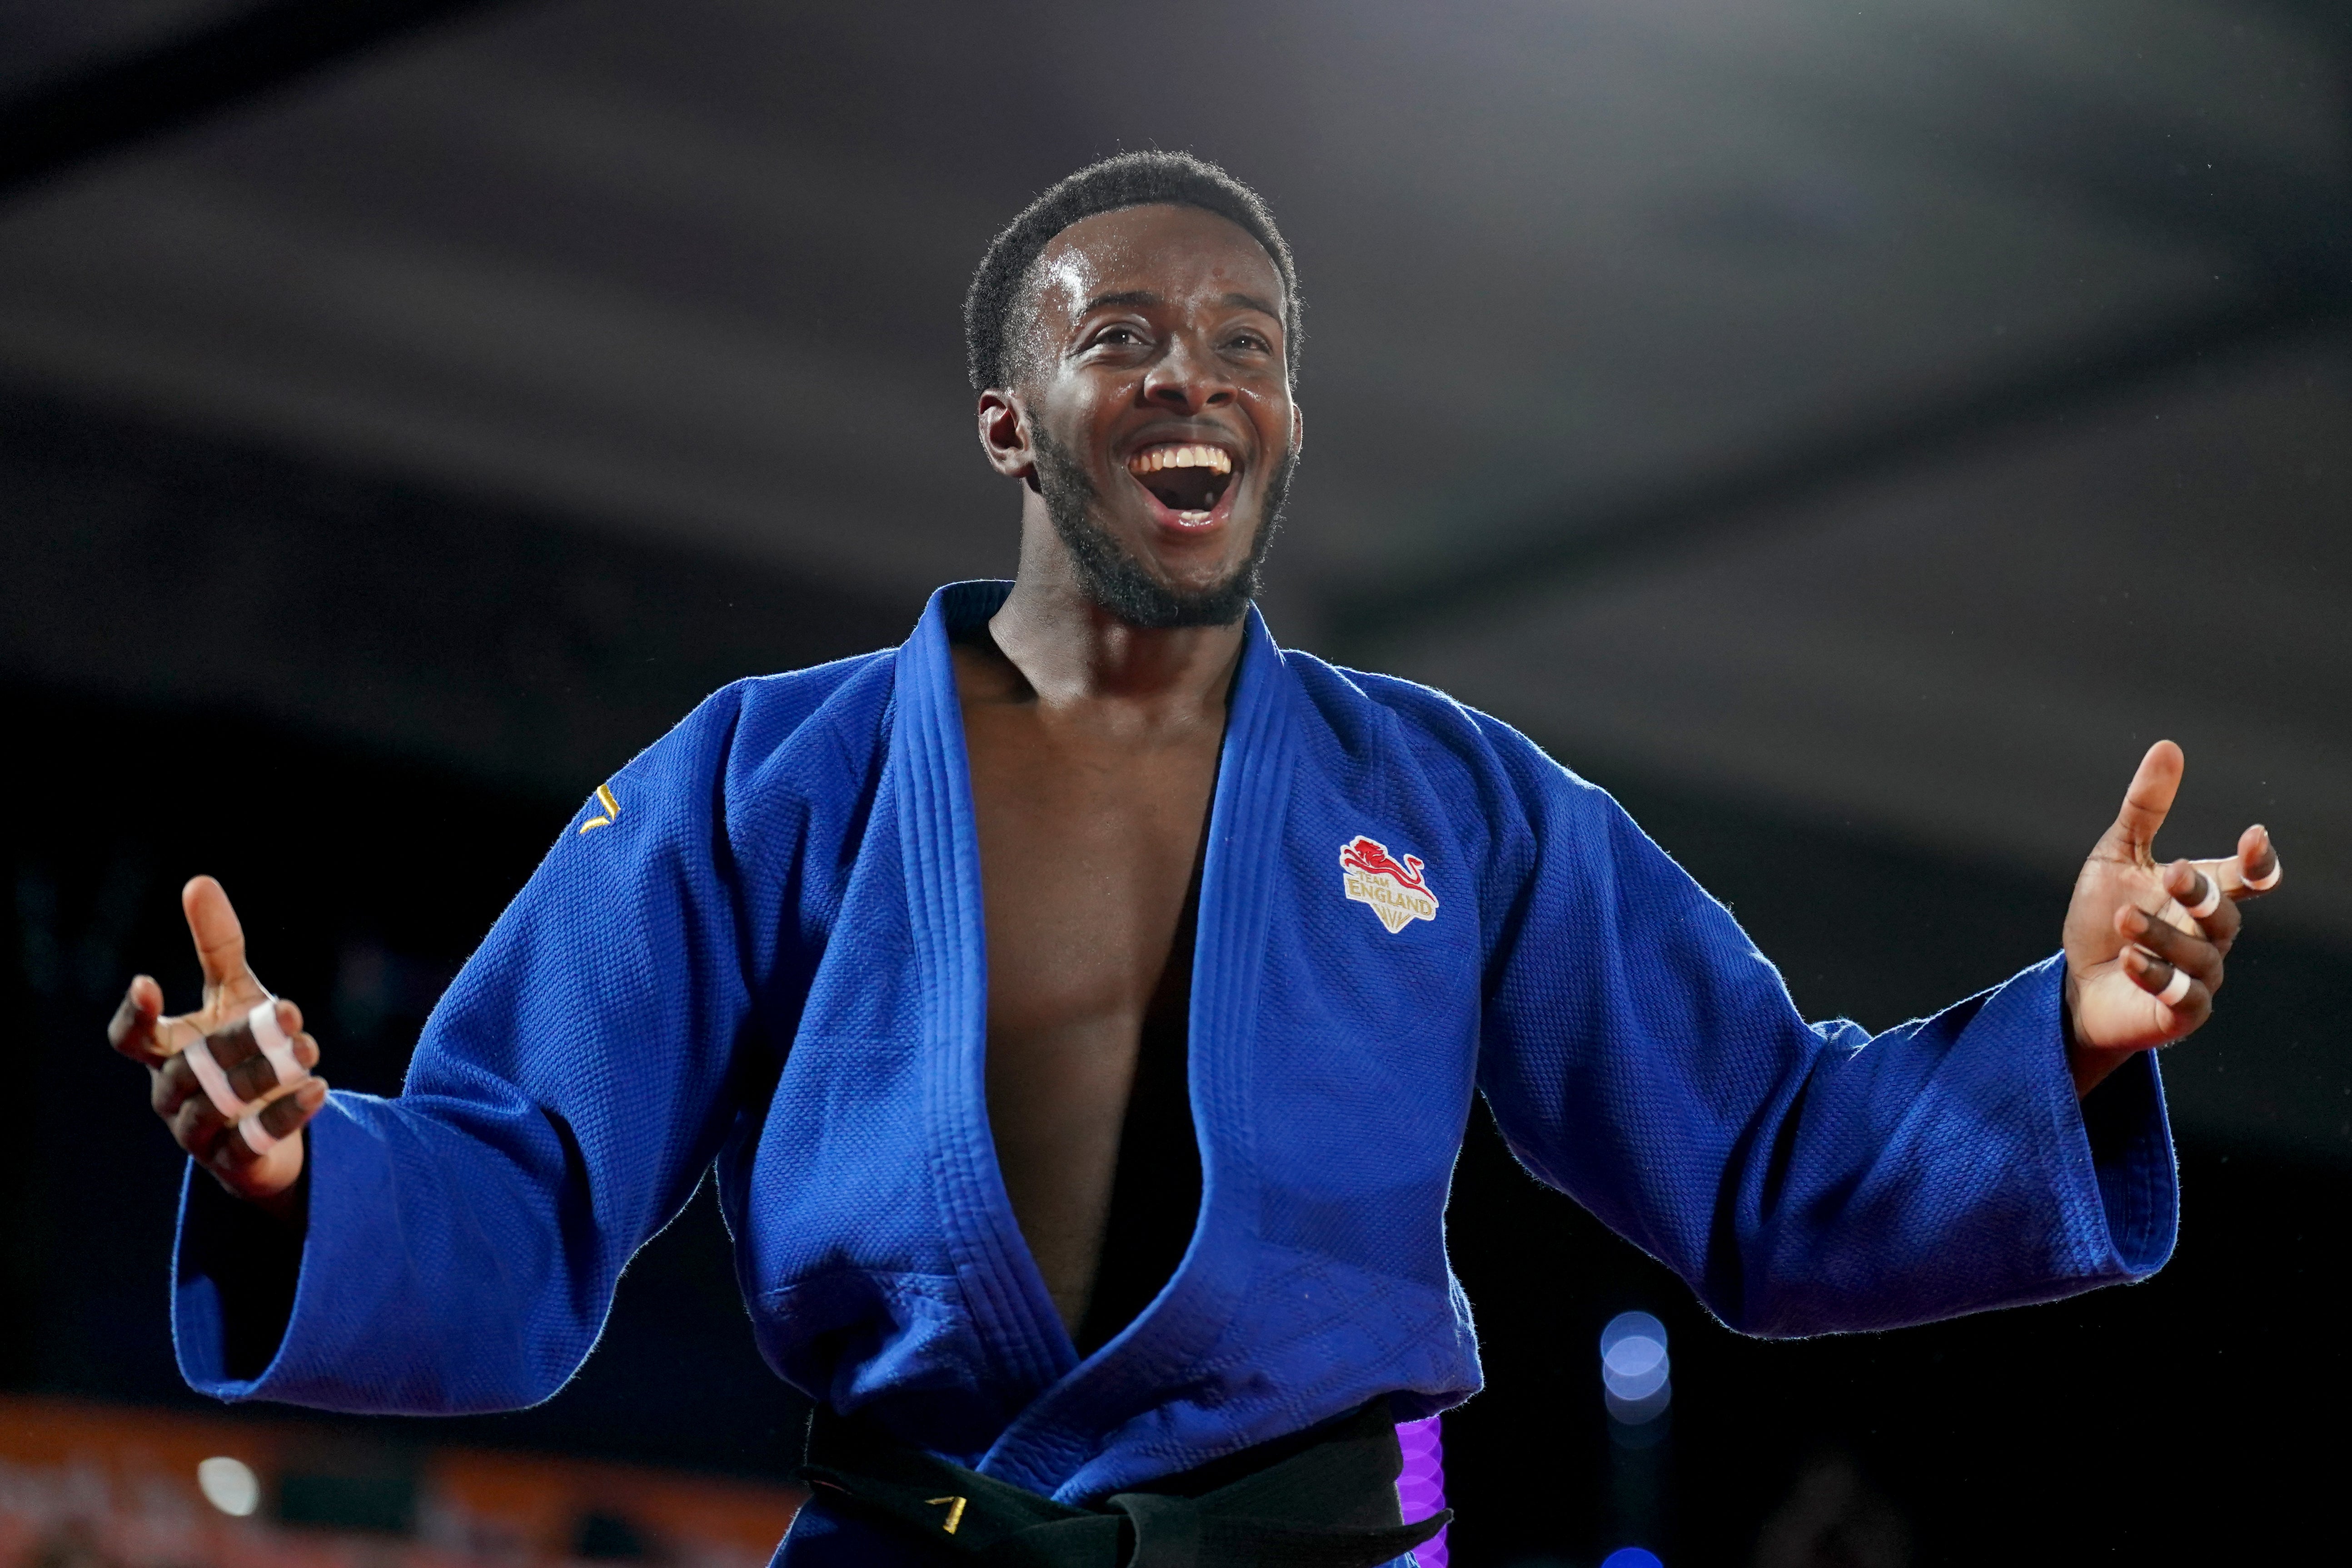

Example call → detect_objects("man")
111 154 2280 1567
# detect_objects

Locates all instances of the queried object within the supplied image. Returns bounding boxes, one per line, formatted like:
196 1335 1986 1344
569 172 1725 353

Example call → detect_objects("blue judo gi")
172 581 2177 1564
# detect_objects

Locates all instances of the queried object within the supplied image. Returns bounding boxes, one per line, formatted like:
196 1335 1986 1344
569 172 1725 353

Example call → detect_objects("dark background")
3 4 2347 1565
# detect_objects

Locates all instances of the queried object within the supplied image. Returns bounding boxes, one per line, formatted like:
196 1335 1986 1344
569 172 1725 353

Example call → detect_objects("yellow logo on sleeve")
578 783 621 834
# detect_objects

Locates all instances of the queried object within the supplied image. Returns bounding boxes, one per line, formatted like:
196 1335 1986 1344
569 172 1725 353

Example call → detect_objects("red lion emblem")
1340 835 1430 894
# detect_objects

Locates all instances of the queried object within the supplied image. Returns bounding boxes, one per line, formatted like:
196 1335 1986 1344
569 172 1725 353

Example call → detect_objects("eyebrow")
1076 289 1285 322
1080 290 1163 314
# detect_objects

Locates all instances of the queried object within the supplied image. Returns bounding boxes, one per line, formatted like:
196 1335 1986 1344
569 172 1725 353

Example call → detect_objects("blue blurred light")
1599 1311 1670 1411
1605 1382 1672 1425
1600 1549 1664 1568
1599 1311 1665 1359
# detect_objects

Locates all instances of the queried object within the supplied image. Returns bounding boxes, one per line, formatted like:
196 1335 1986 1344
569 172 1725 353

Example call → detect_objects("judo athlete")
110 154 2284 1568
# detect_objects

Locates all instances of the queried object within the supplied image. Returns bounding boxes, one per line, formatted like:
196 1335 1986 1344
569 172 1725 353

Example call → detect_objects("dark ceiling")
3 0 2346 949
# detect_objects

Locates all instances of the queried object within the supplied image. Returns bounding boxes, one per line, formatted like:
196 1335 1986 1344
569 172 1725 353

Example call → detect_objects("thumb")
2102 740 2183 861
181 875 263 1001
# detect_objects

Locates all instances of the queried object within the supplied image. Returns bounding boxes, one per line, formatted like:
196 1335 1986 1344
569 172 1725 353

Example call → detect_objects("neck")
985 506 1248 712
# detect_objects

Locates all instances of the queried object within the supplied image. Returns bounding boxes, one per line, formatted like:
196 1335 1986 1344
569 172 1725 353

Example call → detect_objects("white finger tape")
238 1111 280 1155
2245 862 2281 892
2188 876 2222 920
2158 966 2192 1008
181 1032 255 1122
248 999 301 1088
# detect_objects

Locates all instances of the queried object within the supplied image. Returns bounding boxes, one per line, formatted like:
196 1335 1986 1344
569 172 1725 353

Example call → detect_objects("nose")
1141 329 1236 412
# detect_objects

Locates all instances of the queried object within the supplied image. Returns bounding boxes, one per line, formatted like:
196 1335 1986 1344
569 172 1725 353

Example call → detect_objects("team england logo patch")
1339 835 1439 934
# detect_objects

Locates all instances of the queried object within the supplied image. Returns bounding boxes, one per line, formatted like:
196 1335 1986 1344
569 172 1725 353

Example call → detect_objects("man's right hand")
109 875 328 1224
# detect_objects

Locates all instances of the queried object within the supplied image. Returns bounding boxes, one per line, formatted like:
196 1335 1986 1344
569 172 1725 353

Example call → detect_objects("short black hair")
964 151 1301 394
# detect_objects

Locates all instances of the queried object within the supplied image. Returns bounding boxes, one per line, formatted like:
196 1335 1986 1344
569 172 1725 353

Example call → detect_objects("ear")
1289 400 1305 461
977 388 1037 488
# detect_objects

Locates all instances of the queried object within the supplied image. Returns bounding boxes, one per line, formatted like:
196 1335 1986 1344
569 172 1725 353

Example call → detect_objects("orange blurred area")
0 1397 802 1568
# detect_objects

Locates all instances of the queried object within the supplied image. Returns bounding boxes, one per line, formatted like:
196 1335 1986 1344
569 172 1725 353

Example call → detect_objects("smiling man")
114 154 2280 1568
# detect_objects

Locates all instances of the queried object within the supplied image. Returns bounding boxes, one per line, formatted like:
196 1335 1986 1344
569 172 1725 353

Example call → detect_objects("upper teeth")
1130 445 1233 475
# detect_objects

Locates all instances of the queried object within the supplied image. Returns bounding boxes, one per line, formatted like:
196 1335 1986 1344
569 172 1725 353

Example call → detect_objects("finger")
2163 861 2242 948
2235 824 2281 896
182 875 264 1002
2118 902 2223 988
212 1078 327 1170
152 1046 205 1120
2123 947 2212 1030
204 1000 312 1103
2101 741 2183 861
108 976 170 1065
168 1077 233 1162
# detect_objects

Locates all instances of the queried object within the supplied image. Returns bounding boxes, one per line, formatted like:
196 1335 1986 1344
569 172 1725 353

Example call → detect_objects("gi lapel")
895 583 1077 1409
979 605 1302 1500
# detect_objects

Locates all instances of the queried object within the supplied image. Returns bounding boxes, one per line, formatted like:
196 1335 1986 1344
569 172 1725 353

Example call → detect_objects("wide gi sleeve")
172 682 770 1411
1470 723 2178 1336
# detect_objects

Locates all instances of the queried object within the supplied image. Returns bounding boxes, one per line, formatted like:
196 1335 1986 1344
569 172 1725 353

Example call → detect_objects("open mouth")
1126 443 1236 523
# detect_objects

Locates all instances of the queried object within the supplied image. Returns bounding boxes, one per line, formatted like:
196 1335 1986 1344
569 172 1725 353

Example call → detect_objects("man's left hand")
2063 740 2280 1098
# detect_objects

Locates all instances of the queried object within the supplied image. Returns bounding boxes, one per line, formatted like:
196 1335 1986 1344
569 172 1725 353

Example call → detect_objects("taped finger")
2241 827 2281 893
2127 947 2197 1010
2123 904 2221 983
219 1078 322 1165
180 1027 257 1123
2185 870 2221 921
248 1000 302 1089
238 1109 280 1155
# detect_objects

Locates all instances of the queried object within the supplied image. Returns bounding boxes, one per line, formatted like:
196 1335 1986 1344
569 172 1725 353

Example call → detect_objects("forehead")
1029 204 1285 323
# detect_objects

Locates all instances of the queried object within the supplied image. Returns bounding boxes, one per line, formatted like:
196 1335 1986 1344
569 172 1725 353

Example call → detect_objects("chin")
1034 428 1288 628
1066 517 1264 630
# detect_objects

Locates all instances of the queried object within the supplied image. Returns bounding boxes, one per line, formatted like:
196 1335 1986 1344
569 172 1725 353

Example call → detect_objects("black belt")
794 1399 1450 1568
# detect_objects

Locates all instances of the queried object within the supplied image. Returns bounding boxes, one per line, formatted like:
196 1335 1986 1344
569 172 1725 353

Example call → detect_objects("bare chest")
962 707 1219 1034
954 668 1225 1331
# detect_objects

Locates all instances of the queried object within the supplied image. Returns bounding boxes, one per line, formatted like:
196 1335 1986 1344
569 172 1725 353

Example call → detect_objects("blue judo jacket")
173 581 2175 1556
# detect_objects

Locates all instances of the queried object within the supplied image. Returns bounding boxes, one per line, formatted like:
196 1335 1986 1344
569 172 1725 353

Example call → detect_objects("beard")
1032 426 1295 629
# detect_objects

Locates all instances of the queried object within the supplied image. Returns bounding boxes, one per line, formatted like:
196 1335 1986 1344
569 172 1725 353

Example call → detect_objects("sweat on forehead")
963 151 1302 393
1025 205 1280 336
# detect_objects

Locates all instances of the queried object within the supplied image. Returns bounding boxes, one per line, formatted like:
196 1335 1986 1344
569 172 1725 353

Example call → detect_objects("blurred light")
1602 1336 1667 1399
1600 1549 1663 1568
1599 1311 1666 1362
196 1455 259 1517
1605 1382 1672 1426
1393 1415 1449 1568
1600 1311 1671 1421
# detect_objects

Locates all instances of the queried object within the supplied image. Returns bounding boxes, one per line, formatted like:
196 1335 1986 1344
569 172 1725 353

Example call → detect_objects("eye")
1227 330 1272 353
1094 325 1144 348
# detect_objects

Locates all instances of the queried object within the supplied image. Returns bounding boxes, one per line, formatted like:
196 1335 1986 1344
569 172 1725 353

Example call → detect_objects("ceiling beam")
1322 279 2352 651
0 0 527 200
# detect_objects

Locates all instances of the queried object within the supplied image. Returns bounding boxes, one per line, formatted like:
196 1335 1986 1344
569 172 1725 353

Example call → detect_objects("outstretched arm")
1470 728 2276 1336
2062 740 2281 1098
115 685 773 1413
